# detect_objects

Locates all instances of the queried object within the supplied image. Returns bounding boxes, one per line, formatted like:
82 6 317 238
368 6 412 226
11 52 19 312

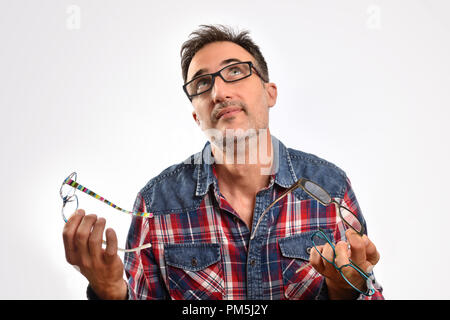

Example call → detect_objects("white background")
1 0 449 299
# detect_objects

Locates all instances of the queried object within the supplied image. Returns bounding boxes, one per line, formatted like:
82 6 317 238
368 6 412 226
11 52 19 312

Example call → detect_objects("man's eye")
196 78 210 91
228 67 242 75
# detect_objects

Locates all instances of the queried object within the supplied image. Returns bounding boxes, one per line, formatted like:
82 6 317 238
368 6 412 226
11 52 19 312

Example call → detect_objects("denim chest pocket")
164 243 224 300
278 229 334 300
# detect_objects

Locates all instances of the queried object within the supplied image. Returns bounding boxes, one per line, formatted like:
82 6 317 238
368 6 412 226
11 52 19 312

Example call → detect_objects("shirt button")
250 259 256 267
233 216 239 224
191 257 198 267
306 247 312 254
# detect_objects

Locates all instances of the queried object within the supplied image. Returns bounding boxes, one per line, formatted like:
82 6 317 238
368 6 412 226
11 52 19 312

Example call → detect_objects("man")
62 25 383 300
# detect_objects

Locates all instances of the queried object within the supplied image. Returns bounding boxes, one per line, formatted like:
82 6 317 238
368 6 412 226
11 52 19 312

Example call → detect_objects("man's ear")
192 111 201 126
265 82 278 108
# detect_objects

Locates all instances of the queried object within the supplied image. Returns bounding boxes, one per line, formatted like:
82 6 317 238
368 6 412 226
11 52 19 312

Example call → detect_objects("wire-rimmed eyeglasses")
183 61 267 101
60 172 152 253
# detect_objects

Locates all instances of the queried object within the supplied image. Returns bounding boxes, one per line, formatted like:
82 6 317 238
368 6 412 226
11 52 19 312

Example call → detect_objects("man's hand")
62 209 127 300
309 229 380 299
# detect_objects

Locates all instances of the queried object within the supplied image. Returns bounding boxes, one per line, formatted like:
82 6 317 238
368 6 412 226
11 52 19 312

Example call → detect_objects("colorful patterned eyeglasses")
60 172 153 252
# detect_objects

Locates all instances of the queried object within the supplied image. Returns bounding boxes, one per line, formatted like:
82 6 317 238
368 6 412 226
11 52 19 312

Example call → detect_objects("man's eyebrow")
189 58 243 81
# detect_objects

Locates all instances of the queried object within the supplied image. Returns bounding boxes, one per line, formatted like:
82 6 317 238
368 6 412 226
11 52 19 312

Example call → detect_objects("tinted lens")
339 205 363 234
304 181 331 205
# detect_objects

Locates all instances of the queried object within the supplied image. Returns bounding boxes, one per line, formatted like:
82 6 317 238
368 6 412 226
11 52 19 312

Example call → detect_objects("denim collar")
194 135 298 197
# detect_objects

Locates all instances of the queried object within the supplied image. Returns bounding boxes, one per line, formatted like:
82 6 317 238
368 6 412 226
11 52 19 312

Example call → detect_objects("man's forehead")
187 41 255 80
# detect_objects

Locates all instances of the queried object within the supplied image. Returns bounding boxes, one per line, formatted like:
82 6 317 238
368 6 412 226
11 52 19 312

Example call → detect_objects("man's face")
186 41 277 139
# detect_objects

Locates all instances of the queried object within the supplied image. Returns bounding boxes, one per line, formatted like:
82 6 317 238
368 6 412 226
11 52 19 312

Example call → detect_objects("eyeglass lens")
303 180 362 234
60 172 78 222
339 205 363 234
303 181 331 204
60 172 77 201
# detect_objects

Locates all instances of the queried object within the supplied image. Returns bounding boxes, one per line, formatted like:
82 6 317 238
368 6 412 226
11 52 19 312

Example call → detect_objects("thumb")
363 235 380 266
104 228 118 263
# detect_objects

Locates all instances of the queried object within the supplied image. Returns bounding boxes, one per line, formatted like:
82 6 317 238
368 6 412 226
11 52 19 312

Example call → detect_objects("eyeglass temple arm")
250 179 305 240
65 178 120 209
64 178 153 218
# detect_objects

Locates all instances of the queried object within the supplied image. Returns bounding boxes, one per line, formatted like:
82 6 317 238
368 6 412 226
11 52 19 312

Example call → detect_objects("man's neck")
211 131 274 198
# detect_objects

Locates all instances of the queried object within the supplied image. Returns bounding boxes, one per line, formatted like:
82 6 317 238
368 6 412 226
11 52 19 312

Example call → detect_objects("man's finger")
62 209 85 263
75 214 98 262
309 245 326 273
89 217 106 259
334 241 350 268
68 208 85 223
363 235 380 265
104 228 118 264
346 229 366 265
320 242 335 265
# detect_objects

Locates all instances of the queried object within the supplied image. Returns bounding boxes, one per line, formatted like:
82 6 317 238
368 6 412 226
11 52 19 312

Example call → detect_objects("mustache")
211 100 247 120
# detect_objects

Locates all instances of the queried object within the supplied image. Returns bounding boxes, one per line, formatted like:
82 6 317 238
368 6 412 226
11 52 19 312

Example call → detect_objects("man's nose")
211 75 232 102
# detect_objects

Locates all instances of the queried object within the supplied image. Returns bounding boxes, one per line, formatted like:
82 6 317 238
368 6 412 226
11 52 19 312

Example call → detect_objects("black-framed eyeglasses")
183 61 267 101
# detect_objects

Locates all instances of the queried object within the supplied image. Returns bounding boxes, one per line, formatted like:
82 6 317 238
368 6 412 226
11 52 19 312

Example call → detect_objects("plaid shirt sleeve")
124 192 169 300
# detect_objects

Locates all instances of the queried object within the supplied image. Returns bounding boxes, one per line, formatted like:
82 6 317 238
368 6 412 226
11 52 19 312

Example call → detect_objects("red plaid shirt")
123 138 383 300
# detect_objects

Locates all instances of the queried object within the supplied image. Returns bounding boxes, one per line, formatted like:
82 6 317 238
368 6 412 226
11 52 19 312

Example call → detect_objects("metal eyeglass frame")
182 61 268 101
60 172 152 253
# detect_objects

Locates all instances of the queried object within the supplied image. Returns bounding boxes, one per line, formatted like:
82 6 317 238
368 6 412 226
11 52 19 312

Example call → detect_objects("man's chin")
204 125 267 146
216 118 253 134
